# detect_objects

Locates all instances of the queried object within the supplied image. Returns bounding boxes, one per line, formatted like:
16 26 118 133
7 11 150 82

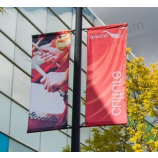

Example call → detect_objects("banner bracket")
70 28 87 34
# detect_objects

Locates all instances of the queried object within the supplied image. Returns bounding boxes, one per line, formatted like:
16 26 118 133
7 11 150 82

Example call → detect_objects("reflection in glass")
15 13 40 55
10 102 40 150
0 94 11 134
80 116 90 144
47 9 68 33
89 127 93 138
12 67 31 108
71 8 76 30
129 54 134 61
82 17 92 44
67 106 72 137
68 61 74 90
81 44 87 71
0 55 13 96
41 131 67 152
18 7 47 33
70 34 75 61
51 7 73 28
9 139 35 152
145 114 157 126
14 47 31 75
67 137 71 147
0 33 15 60
83 8 94 25
81 98 86 115
94 16 104 26
85 8 104 26
68 89 73 107
68 106 72 127
81 71 86 99
0 7 17 40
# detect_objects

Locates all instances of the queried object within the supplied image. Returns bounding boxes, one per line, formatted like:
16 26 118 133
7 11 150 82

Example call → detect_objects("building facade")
0 7 136 152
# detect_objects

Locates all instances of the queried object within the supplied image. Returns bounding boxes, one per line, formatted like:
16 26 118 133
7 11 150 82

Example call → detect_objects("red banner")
86 23 128 126
27 31 70 133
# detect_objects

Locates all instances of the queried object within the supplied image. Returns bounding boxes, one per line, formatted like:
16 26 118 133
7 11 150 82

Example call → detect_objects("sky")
90 7 158 67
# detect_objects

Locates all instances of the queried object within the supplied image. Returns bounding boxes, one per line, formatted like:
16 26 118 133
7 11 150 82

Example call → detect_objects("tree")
63 48 158 152
0 7 6 14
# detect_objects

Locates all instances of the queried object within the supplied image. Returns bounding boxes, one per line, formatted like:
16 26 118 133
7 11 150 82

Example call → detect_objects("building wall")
0 7 105 152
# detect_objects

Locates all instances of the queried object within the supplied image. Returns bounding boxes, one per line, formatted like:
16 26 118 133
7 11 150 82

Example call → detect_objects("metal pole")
71 7 83 152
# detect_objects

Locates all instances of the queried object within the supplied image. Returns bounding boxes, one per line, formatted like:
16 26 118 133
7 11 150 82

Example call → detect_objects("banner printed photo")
86 23 128 126
27 31 71 133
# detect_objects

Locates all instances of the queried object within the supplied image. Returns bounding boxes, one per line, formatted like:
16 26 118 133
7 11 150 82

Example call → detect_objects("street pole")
71 7 83 152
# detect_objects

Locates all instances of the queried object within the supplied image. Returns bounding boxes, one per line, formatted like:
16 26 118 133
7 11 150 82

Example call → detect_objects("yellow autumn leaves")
85 48 158 152
63 48 158 152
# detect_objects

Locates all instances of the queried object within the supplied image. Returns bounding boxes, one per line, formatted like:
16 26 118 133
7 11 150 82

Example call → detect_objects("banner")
86 23 128 126
27 31 70 133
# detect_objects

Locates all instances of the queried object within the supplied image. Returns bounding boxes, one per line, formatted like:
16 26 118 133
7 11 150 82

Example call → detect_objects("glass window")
81 71 86 99
0 133 9 152
68 90 73 107
8 139 35 152
67 137 71 147
80 116 90 144
14 47 31 75
0 7 17 40
0 94 11 134
71 8 76 30
0 32 15 60
40 131 67 152
129 54 135 61
127 53 130 61
94 16 104 26
12 67 31 109
51 7 73 29
46 9 68 33
83 8 94 25
81 98 86 115
67 107 72 136
68 61 74 90
89 127 93 138
18 7 47 33
0 55 13 96
10 102 40 150
81 44 87 72
80 115 85 127
82 17 92 44
68 106 72 127
145 115 157 125
67 129 71 138
15 12 40 55
68 92 72 135
70 34 75 61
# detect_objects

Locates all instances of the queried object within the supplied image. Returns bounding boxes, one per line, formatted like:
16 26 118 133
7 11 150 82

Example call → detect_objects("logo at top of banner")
90 30 122 39
101 31 122 38
119 27 125 30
